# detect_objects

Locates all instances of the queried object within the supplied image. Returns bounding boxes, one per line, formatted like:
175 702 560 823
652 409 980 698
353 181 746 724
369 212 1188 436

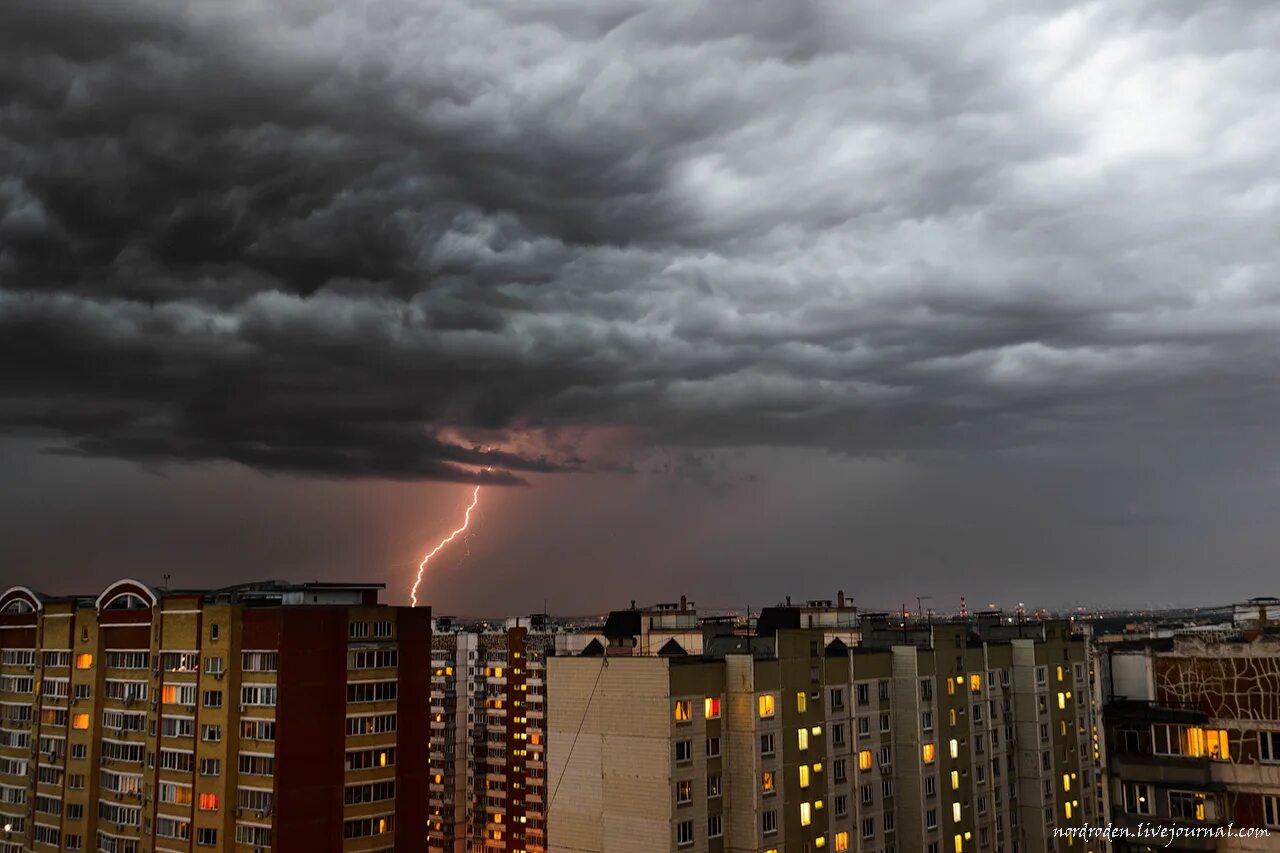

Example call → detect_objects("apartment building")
431 615 595 853
1100 603 1280 851
0 578 431 853
549 608 1103 853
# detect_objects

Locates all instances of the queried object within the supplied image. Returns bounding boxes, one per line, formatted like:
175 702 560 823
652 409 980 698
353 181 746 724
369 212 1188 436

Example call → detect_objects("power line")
547 654 608 814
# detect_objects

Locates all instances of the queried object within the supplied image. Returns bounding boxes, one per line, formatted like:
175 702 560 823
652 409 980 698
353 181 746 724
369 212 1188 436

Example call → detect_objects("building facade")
1100 620 1280 851
0 578 431 853
549 612 1104 853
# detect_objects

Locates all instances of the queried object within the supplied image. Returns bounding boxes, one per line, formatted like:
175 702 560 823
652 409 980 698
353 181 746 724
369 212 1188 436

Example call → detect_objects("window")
884 812 895 832
1261 731 1280 763
158 782 193 806
760 732 776 755
923 710 934 731
202 690 222 708
831 687 845 709
800 802 812 827
675 740 692 764
923 743 936 764
199 793 219 812
676 780 692 804
761 771 775 794
373 620 393 638
196 828 217 847
345 681 393 703
235 825 272 847
879 680 890 699
677 820 694 847
763 810 778 835
797 691 808 712
344 781 394 805
833 723 846 745
704 697 720 719
833 758 847 782
345 748 394 771
799 765 811 789
921 679 934 700
201 725 221 743
242 685 279 706
1265 796 1280 829
857 683 870 705
209 623 219 641
1169 790 1206 821
927 808 938 829
674 700 692 723
199 758 221 777
706 737 720 758
858 750 872 770
860 783 873 805
707 774 721 798
835 794 848 816
925 775 936 797
798 728 809 750
71 713 89 730
345 714 391 737
1123 782 1153 815
242 651 279 672
205 656 224 675
758 694 776 718
238 754 275 776
836 830 850 852
343 815 393 839
880 713 891 732
708 814 722 839
75 654 92 670
862 817 875 839
858 716 871 737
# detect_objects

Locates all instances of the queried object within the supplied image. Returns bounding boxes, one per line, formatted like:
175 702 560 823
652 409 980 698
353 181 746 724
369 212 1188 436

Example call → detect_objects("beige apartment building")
549 609 1103 853
0 578 431 853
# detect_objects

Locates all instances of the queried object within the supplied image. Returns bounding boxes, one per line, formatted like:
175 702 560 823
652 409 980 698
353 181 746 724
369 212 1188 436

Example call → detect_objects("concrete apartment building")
0 578 431 853
1099 598 1280 852
429 616 598 853
549 606 1103 853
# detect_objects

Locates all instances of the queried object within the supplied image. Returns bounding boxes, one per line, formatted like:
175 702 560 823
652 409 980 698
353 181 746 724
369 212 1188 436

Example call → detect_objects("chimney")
680 594 687 612
837 590 845 608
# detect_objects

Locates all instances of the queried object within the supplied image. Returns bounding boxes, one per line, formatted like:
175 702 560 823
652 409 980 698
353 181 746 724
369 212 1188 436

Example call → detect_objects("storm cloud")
3 0 1279 484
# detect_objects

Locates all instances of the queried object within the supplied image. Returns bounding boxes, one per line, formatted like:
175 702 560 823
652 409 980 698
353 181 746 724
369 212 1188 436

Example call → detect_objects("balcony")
1110 752 1214 788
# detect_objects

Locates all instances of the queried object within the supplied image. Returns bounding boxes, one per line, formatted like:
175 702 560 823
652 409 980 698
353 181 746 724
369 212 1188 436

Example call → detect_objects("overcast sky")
2 0 1278 613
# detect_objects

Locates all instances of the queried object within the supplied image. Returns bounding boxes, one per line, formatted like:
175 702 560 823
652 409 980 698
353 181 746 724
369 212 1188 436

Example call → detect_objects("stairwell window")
674 700 692 723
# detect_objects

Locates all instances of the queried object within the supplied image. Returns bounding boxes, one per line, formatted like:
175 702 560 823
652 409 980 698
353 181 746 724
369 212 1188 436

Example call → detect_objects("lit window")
761 771 775 793
1063 774 1071 792
951 771 959 790
922 743 936 764
162 685 177 704
704 697 720 719
758 694 775 718
835 831 849 852
953 803 961 822
955 834 964 853
949 738 959 759
949 708 957 726
72 713 89 730
1064 802 1073 819
75 654 92 670
1056 665 1064 682
199 793 218 811
798 729 809 750
799 766 810 789
858 750 872 771
1057 692 1067 710
1206 728 1230 760
797 692 808 713
379 751 388 768
815 838 826 849
674 700 692 723
800 803 812 827
970 674 982 693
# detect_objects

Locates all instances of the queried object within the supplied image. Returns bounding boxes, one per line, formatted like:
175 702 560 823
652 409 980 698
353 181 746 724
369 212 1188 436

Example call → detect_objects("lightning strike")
410 484 482 607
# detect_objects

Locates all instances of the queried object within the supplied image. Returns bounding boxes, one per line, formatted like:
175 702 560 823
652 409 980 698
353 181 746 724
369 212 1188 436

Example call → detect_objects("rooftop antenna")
162 574 171 591
916 595 932 620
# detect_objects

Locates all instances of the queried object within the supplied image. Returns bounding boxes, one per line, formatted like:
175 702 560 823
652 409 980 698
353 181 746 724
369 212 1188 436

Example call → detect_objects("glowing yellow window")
378 751 388 768
922 743 936 764
952 803 961 822
674 700 692 722
1064 802 1073 819
947 679 956 696
815 839 826 849
378 818 389 834
797 692 807 713
950 770 959 790
1057 692 1067 710
798 728 809 750
814 799 824 810
949 738 959 759
799 765 810 789
761 771 775 793
445 666 453 675
1206 728 1230 760
434 774 443 784
800 802 812 826
162 685 177 704
1063 774 1071 792
705 697 720 719
1061 720 1068 736
835 831 850 852
970 674 981 693
949 709 957 726
75 654 92 670
530 733 541 745
955 834 964 853
758 694 775 719
1056 665 1064 682
858 750 872 770
72 713 89 730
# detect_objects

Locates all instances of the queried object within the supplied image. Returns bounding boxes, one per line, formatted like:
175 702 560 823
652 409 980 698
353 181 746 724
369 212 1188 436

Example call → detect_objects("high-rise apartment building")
549 607 1103 853
0 578 431 853
430 616 591 853
1099 599 1280 851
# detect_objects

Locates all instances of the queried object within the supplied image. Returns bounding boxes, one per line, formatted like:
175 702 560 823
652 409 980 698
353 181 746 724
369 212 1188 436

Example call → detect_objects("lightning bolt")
410 484 482 608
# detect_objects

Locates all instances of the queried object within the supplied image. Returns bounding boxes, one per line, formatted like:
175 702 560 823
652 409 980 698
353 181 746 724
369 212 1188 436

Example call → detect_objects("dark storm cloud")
2 0 1279 482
